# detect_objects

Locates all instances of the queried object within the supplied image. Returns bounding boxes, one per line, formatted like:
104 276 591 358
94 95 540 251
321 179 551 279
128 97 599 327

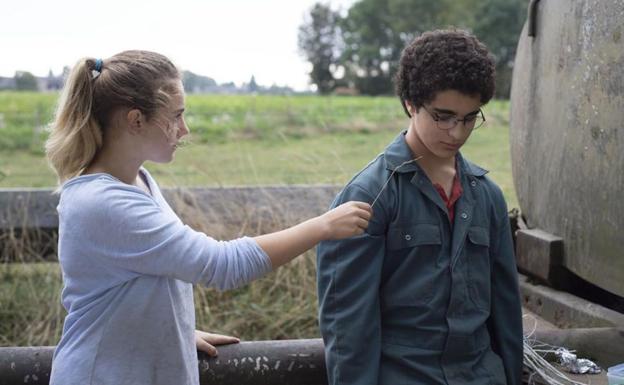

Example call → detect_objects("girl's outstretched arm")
254 201 372 269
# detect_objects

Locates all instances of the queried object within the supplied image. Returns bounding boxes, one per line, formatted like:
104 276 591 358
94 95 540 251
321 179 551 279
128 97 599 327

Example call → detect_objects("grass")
0 262 64 346
0 94 516 346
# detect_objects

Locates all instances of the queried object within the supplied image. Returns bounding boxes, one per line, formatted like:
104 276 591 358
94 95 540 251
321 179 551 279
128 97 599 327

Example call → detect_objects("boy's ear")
405 101 416 116
126 109 145 135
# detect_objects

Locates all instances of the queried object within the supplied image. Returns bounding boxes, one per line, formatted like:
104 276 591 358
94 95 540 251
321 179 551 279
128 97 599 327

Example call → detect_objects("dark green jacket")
317 132 523 385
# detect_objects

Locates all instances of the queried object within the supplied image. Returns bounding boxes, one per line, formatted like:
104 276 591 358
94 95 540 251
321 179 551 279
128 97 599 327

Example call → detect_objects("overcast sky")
0 0 355 91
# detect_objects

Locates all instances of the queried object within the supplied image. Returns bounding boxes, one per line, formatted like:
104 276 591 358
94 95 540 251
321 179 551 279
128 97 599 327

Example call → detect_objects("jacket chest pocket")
465 226 491 312
382 224 441 306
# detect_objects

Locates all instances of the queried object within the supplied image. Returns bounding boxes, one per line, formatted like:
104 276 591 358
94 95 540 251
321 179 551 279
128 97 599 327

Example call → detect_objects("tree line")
298 0 527 98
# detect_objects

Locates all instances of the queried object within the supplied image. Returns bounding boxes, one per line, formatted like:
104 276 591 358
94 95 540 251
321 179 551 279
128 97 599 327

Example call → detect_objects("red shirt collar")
433 170 463 224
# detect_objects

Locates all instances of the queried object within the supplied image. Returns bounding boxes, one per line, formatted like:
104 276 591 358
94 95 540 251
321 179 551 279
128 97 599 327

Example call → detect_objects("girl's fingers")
358 207 372 220
357 218 369 230
355 201 372 208
196 339 217 356
195 331 240 357
203 332 240 345
351 201 372 213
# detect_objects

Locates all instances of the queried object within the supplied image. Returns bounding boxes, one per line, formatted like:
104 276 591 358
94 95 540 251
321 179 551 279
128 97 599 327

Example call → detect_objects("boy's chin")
432 148 460 159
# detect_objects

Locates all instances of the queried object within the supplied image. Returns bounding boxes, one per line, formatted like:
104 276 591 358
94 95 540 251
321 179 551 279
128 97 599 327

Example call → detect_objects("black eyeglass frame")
420 105 486 131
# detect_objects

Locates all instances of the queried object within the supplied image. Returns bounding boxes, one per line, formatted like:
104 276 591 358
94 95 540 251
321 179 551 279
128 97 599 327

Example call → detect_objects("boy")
317 29 523 385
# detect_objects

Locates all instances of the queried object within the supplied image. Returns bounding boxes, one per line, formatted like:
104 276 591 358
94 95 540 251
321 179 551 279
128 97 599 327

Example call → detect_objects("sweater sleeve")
72 183 272 291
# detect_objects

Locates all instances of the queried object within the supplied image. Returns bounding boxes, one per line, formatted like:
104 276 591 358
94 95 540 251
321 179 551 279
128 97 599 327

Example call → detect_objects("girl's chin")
149 154 175 164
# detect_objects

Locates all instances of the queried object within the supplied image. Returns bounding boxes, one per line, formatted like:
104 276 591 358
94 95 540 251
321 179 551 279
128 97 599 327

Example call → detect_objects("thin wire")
522 314 591 385
371 155 423 208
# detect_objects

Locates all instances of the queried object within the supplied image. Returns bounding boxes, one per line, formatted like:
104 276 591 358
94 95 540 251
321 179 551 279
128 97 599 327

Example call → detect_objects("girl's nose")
178 119 189 138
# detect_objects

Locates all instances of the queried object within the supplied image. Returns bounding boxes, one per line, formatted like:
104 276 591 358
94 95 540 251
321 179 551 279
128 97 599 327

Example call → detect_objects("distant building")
0 70 64 91
0 77 16 90
45 70 64 90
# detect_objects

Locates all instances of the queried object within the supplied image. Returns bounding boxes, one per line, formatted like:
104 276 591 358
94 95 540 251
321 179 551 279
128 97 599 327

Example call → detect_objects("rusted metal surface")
0 340 327 385
510 0 624 297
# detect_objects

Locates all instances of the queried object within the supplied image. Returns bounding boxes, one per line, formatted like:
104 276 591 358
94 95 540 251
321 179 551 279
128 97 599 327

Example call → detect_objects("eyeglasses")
420 105 486 131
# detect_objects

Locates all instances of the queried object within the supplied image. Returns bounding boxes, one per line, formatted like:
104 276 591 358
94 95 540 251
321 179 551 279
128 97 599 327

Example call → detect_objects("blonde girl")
46 50 371 385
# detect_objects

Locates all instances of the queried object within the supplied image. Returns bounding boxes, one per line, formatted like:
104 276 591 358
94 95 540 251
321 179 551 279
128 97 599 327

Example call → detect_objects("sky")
0 0 355 91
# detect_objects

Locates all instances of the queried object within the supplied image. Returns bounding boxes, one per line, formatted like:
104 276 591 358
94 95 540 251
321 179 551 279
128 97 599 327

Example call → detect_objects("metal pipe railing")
0 339 328 385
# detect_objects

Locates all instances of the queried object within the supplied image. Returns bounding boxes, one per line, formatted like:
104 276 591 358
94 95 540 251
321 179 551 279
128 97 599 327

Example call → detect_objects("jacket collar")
383 130 422 173
383 130 489 177
457 152 489 177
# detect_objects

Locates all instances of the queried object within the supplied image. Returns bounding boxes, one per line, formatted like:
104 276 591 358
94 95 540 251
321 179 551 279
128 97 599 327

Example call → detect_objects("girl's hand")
321 201 372 240
195 330 240 357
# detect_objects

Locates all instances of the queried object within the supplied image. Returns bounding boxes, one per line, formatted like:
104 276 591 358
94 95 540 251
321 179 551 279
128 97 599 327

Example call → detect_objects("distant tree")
472 0 527 98
248 75 259 93
14 71 38 91
62 66 71 79
298 3 342 94
182 71 217 93
340 0 450 95
339 0 393 95
297 0 526 97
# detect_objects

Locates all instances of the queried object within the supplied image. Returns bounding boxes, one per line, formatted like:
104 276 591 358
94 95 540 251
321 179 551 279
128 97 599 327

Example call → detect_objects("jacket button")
460 212 468 219
470 180 477 187
405 234 412 241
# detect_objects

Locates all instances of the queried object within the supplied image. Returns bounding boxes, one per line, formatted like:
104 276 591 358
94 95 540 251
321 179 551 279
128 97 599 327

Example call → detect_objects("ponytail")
45 51 180 187
46 58 103 184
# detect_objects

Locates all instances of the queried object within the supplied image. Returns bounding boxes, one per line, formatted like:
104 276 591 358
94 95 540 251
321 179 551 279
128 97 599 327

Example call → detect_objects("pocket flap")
387 224 441 250
467 226 489 246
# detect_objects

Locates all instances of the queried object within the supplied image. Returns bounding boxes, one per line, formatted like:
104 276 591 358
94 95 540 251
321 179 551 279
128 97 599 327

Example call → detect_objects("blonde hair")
45 50 180 184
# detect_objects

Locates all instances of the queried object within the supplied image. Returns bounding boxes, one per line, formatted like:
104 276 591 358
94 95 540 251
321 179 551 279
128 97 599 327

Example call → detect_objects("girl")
45 50 371 385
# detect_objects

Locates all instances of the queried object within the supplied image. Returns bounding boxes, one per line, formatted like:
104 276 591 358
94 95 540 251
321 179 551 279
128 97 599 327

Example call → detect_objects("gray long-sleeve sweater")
50 168 272 385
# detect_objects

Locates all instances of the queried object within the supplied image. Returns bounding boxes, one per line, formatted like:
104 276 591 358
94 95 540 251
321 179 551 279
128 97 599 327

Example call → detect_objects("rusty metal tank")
510 0 624 297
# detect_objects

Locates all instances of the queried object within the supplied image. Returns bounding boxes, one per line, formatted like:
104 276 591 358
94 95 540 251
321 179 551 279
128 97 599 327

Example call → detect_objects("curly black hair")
394 29 496 117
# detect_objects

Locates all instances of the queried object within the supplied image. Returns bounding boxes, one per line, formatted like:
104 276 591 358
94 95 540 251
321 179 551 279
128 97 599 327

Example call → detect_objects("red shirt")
433 171 463 225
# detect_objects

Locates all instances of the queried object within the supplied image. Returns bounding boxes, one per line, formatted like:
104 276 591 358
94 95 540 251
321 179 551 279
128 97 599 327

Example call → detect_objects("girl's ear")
126 109 144 135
